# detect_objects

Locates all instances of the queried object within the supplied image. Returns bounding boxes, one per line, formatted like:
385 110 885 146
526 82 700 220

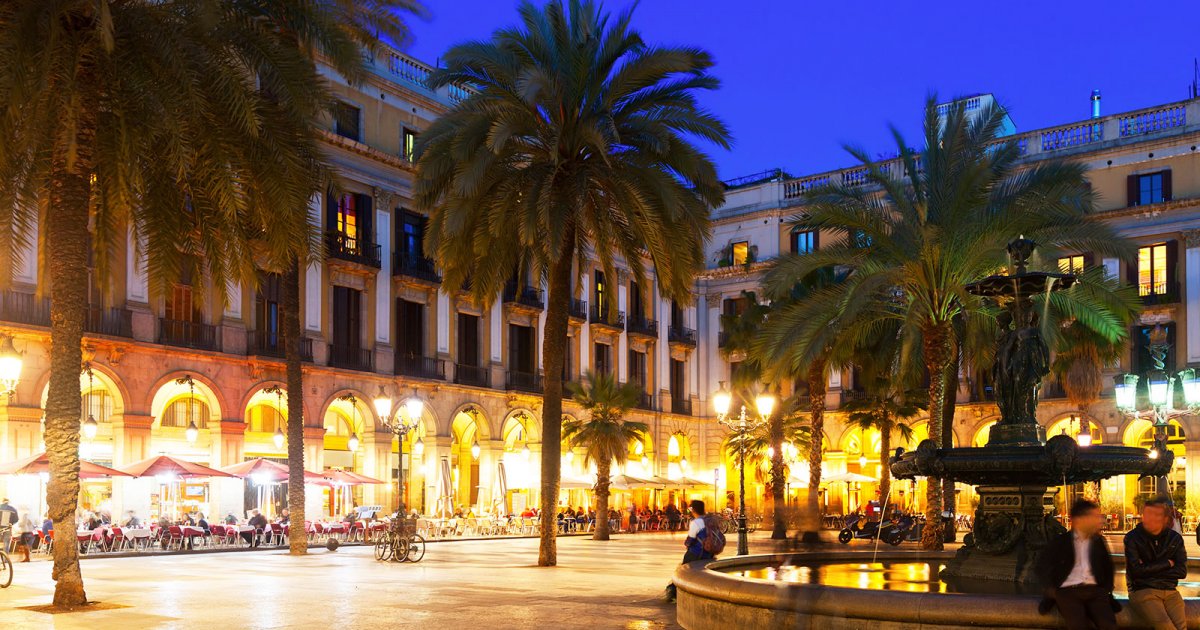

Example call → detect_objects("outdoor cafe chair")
166 526 184 551
110 526 128 552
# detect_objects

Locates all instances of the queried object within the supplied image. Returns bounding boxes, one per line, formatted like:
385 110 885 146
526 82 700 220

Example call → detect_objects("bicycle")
373 519 425 563
0 526 13 588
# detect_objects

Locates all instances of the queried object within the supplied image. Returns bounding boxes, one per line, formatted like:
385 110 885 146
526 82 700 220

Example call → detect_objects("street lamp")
374 387 424 517
263 384 287 450
0 334 23 397
82 363 99 440
1111 324 1200 501
713 381 774 555
338 393 362 452
176 374 199 444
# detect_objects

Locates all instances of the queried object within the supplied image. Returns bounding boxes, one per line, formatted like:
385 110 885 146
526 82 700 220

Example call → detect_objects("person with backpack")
664 500 725 602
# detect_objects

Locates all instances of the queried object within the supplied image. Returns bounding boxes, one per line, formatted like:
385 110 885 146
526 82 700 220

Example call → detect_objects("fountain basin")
673 551 1200 629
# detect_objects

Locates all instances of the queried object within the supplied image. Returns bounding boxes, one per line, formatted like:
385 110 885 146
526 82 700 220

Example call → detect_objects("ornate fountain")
890 237 1173 589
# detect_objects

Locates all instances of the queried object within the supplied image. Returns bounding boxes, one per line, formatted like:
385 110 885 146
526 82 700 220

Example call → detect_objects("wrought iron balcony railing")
159 319 219 351
395 354 446 380
326 231 381 268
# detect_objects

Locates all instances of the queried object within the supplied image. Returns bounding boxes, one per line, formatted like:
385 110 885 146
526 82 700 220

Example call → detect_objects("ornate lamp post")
176 374 199 444
0 334 23 397
712 381 775 555
1112 324 1200 501
373 388 423 517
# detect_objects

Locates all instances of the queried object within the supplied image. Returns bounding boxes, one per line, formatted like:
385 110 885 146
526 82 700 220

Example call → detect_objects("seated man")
1037 498 1118 630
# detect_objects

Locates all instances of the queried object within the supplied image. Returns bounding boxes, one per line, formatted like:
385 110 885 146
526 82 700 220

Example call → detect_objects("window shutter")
1082 253 1095 269
812 230 820 251
326 190 337 232
1167 239 1179 295
1127 175 1138 207
358 193 373 242
1162 170 1173 202
1125 252 1137 287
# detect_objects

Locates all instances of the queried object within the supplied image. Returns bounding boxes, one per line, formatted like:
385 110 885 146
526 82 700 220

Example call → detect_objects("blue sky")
402 0 1200 180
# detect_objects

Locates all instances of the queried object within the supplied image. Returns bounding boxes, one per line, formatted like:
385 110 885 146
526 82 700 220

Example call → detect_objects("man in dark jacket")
1124 496 1187 630
1037 499 1118 630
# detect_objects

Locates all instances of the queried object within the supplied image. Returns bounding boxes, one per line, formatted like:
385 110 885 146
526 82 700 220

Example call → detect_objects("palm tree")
0 1 400 602
722 403 812 481
564 372 647 541
841 379 922 514
415 0 728 566
759 96 1133 550
258 0 423 555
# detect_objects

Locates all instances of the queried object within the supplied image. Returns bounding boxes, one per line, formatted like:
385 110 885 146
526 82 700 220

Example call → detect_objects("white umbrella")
559 475 595 490
821 471 877 484
609 474 655 490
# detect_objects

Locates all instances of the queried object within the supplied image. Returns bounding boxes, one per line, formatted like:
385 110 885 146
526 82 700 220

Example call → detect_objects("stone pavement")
4 530 713 630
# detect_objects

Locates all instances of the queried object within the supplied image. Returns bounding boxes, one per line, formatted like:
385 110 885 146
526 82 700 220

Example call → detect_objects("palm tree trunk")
594 459 611 541
282 256 307 555
538 228 576 566
878 417 891 516
44 113 94 607
940 347 959 524
800 358 826 544
769 406 786 539
920 322 953 550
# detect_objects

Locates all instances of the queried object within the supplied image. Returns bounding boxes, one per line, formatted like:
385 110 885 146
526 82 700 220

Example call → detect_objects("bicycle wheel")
0 550 12 588
391 537 408 562
403 534 425 563
374 539 392 561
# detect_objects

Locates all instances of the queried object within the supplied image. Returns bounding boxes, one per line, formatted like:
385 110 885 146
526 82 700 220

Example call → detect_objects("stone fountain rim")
673 550 1200 629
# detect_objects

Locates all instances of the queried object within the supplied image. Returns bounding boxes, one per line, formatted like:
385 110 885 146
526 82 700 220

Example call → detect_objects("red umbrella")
320 469 385 486
220 458 325 483
0 452 132 479
118 455 235 478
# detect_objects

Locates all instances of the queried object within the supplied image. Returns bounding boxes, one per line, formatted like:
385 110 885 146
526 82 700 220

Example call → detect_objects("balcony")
0 290 51 327
329 345 374 372
589 305 625 331
325 231 381 268
159 319 220 351
455 363 491 388
84 307 132 338
247 330 314 362
627 316 659 339
506 370 542 393
634 391 655 411
395 354 445 380
568 299 588 321
392 251 440 284
671 397 693 416
1139 282 1180 306
1041 379 1067 400
668 325 697 346
502 282 544 310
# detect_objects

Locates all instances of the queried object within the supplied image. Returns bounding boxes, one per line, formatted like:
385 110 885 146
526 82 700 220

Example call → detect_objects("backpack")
700 514 726 556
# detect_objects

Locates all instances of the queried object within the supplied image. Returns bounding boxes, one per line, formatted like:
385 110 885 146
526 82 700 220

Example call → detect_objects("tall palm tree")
0 1 392 603
841 364 922 513
564 371 647 541
722 403 811 480
415 0 728 566
256 0 424 556
759 96 1133 550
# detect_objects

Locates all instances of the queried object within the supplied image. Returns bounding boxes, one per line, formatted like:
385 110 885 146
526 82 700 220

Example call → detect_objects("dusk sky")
403 0 1200 181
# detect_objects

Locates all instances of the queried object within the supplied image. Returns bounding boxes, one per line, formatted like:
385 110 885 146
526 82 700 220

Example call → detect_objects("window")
629 280 642 320
333 101 360 141
731 241 750 266
628 349 647 387
81 390 113 424
594 270 607 314
397 299 425 358
256 272 282 344
670 359 686 400
509 324 536 374
1057 255 1086 275
670 301 685 329
457 313 480 367
594 343 612 376
247 405 285 433
398 211 426 259
402 128 418 162
162 398 210 429
336 194 358 241
1128 171 1173 206
790 230 816 254
332 286 362 350
1137 243 1171 297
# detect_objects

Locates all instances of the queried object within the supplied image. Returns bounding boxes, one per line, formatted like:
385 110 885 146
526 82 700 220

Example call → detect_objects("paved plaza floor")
4 531 714 629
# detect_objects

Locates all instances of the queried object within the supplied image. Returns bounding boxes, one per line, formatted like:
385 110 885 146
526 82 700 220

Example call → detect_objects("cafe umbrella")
117 455 235 520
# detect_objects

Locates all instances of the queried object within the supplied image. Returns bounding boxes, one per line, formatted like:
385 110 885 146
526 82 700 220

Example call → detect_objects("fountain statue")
890 237 1173 589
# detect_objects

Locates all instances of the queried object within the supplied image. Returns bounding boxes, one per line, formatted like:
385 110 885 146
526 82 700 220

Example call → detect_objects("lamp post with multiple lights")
373 388 424 516
1111 324 1200 501
712 381 775 556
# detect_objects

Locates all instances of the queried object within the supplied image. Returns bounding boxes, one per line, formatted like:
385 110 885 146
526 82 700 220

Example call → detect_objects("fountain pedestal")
941 485 1062 591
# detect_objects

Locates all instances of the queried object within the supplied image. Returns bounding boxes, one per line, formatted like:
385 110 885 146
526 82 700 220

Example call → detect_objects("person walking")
1124 496 1187 630
0 498 16 552
14 508 36 562
1036 499 1119 630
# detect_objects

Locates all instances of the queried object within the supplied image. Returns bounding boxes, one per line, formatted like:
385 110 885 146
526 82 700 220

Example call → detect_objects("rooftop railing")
363 45 476 106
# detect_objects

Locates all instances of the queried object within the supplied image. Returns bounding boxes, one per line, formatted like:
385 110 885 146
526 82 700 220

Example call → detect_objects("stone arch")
317 388 375 435
147 371 224 428
447 402 489 441
1045 412 1104 445
502 408 540 445
38 362 130 418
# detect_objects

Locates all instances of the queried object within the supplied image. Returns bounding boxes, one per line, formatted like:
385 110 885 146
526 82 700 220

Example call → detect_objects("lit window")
337 195 358 241
162 398 209 429
731 241 750 265
402 128 418 162
247 405 285 433
1138 244 1168 296
790 230 815 254
1057 255 1085 275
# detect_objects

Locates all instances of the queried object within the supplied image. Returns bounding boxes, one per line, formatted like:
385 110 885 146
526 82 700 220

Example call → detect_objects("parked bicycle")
373 518 426 563
0 525 13 588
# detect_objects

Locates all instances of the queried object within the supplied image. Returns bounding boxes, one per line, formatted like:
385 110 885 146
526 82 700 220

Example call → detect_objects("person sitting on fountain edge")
1124 496 1187 630
1036 498 1118 630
